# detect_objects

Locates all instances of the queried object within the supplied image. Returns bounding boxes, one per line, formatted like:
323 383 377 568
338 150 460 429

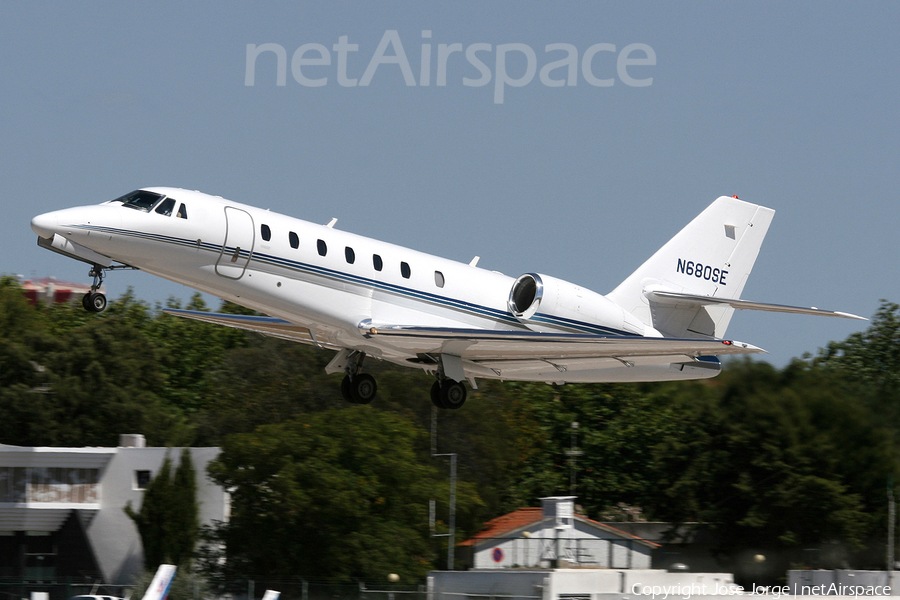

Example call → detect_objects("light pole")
430 404 457 570
565 422 583 496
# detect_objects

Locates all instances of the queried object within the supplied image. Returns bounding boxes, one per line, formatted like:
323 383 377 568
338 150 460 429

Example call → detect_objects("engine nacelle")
508 273 645 335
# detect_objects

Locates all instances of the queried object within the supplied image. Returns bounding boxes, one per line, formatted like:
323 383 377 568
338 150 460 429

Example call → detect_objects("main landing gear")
430 379 467 410
331 349 468 409
81 265 107 313
340 351 378 404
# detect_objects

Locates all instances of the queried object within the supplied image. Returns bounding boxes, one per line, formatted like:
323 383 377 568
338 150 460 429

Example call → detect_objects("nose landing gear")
81 265 107 313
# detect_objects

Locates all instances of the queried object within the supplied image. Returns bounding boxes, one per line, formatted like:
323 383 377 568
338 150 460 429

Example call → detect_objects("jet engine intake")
508 273 645 335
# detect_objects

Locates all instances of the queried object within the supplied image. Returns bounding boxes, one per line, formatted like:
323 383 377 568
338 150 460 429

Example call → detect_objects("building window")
135 470 151 490
345 247 356 264
373 254 383 271
289 231 299 249
434 271 445 288
261 224 271 241
401 262 411 279
317 239 327 256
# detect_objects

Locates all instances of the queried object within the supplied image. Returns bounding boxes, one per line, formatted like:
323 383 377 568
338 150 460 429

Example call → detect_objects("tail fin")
607 196 775 339
141 564 176 600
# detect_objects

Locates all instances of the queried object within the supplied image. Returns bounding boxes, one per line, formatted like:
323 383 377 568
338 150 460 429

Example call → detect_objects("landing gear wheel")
430 381 445 409
439 380 467 410
350 373 377 404
82 292 107 313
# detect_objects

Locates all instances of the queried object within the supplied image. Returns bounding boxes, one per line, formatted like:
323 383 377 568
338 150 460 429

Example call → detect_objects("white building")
428 568 739 600
460 497 658 570
0 435 228 584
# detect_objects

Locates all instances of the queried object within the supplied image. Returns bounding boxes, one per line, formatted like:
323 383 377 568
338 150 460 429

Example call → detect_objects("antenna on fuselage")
325 218 338 228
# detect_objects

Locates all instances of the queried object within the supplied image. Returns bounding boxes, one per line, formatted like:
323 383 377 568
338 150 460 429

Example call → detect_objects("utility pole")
430 404 457 570
889 480 895 574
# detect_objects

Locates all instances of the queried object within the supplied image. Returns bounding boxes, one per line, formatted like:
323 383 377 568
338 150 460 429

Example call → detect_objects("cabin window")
401 262 411 279
434 271 445 288
373 254 383 271
345 247 355 264
176 204 187 219
317 239 327 256
155 198 176 216
261 224 272 242
289 231 299 249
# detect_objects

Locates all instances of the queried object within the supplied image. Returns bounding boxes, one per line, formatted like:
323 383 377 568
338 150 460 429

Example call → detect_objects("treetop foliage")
1 277 898 582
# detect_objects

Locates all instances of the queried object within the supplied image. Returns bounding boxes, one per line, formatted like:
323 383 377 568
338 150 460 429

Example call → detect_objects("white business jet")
31 189 863 409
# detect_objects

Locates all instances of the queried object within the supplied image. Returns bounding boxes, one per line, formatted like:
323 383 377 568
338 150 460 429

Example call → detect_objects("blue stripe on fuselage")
68 223 635 336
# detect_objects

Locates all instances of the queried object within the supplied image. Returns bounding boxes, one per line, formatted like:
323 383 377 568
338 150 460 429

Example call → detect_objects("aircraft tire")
430 381 445 409
351 373 377 404
89 292 108 313
439 380 467 410
83 292 107 313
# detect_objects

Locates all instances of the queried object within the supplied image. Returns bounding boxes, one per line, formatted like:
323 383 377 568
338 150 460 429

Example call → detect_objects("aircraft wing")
166 309 764 365
162 309 339 347
644 290 867 320
359 322 765 361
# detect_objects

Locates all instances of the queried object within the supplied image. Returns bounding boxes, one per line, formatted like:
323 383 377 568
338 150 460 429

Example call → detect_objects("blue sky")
3 2 897 367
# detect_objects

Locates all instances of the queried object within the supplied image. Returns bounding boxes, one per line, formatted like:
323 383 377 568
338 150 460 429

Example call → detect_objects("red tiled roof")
459 507 542 546
460 507 660 548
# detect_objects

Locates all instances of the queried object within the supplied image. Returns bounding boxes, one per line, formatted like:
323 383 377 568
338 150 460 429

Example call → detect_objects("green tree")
126 449 200 569
126 454 175 570
817 300 900 420
207 407 480 582
171 449 200 567
645 359 896 578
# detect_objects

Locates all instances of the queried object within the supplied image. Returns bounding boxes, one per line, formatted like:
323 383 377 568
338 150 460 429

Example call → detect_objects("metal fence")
0 582 130 600
0 581 426 600
225 581 427 600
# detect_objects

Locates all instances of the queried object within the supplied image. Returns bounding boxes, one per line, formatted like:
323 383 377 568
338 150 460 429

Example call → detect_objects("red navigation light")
722 340 733 345
732 195 739 199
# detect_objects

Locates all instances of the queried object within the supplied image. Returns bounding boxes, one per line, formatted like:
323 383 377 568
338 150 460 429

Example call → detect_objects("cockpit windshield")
112 190 165 212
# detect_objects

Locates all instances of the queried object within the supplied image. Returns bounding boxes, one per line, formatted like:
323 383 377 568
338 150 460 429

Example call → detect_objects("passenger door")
215 207 255 279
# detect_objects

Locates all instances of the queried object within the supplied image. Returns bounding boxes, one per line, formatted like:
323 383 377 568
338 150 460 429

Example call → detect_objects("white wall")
88 447 226 584
472 519 653 569
429 569 738 600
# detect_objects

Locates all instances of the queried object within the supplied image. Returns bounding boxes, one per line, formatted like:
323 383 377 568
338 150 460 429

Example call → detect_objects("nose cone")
31 211 59 239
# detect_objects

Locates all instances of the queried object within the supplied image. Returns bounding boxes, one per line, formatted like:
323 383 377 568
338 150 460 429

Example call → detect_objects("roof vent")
541 496 575 529
119 433 146 448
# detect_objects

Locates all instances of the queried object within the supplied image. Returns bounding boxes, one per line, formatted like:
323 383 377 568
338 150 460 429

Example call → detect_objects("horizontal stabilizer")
644 290 867 320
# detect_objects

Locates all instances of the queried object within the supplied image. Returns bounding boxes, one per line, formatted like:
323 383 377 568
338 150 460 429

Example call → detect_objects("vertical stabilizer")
607 196 775 339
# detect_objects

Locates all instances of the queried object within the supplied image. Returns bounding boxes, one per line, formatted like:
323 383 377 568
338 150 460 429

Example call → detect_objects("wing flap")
163 309 339 347
359 322 765 361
